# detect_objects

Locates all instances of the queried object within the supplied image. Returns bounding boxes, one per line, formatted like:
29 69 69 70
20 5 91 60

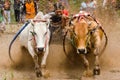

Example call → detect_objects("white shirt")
80 2 87 10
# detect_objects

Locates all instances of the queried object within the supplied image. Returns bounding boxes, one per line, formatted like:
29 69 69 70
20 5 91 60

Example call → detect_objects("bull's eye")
30 31 36 36
44 32 47 36
44 32 47 37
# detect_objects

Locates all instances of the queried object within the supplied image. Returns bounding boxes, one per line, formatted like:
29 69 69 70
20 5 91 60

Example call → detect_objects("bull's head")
69 16 98 54
30 19 50 53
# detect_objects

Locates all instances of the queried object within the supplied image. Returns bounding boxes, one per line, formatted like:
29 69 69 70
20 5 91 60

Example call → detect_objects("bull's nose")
38 48 44 52
78 49 86 54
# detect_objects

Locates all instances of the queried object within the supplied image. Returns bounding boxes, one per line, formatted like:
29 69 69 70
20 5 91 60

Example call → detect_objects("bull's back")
19 24 31 48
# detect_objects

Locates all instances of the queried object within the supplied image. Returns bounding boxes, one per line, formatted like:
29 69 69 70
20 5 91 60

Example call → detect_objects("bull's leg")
41 43 49 67
41 45 50 78
34 54 42 77
81 54 92 77
81 54 89 71
28 41 42 77
93 48 100 75
93 34 101 75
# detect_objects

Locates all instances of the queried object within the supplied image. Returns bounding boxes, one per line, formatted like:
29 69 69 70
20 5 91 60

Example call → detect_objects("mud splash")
0 15 120 79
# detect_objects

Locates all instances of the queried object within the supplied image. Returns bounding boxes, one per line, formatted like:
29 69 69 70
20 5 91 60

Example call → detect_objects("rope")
63 30 76 64
9 21 30 63
99 26 108 56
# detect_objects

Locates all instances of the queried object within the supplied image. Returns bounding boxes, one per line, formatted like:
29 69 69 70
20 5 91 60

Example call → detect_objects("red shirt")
62 9 69 17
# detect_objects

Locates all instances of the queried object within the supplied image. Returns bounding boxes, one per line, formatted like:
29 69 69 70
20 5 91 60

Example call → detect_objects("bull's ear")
30 31 36 36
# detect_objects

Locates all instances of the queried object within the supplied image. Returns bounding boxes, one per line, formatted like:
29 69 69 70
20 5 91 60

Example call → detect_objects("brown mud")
0 16 120 80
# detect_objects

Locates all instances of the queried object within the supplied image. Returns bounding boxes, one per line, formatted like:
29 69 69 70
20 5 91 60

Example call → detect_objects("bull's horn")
8 22 30 62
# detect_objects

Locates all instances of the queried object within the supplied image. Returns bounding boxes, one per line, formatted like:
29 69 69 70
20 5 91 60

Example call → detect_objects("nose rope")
33 36 37 48
86 33 91 47
30 33 48 51
31 32 48 51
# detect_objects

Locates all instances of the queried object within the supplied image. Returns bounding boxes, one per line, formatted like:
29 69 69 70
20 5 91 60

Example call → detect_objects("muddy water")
0 20 120 80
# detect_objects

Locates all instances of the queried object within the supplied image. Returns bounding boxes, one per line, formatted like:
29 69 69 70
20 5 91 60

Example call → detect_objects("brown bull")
63 12 108 76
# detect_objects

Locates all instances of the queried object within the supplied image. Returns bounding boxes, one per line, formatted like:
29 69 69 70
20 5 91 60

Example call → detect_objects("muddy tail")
8 22 29 63
99 26 108 57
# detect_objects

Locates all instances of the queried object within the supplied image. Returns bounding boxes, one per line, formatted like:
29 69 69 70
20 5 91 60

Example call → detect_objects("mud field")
0 17 120 80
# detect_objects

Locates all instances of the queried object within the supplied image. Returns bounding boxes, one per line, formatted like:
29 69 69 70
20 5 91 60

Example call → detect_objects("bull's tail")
92 17 108 56
99 26 108 56
9 22 29 63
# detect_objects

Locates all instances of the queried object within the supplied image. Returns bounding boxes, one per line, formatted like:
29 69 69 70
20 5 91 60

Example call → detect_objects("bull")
63 11 108 76
9 12 51 77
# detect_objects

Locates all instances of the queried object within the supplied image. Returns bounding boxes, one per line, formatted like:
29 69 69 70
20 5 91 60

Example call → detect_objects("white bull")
9 12 51 77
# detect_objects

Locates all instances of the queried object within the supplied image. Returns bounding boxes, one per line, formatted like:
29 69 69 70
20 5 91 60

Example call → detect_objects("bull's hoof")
82 70 93 77
42 69 50 78
93 68 100 75
36 71 42 77
35 67 42 77
41 68 50 78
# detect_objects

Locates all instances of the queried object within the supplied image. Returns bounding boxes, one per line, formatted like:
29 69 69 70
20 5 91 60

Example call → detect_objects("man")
24 0 36 20
3 0 11 24
80 0 87 10
80 0 96 15
14 0 23 22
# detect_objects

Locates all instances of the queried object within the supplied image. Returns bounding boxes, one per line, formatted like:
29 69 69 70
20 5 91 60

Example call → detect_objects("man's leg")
8 11 11 23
